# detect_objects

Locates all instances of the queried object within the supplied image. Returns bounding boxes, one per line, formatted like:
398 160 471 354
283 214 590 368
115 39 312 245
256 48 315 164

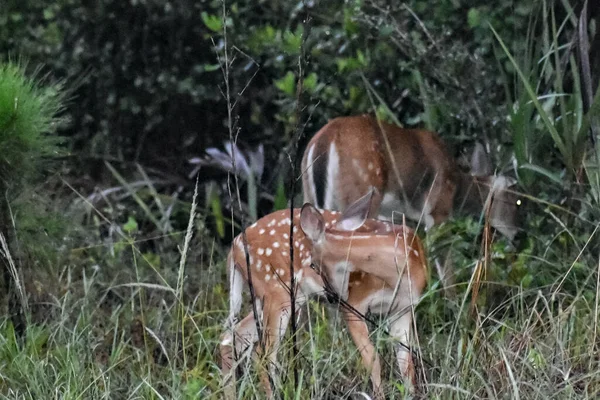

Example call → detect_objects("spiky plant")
0 61 66 193
0 60 67 335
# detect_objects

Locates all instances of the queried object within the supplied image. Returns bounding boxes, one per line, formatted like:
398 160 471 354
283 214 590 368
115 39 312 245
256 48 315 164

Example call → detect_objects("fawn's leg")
258 295 291 399
342 305 384 400
220 311 261 400
389 312 416 389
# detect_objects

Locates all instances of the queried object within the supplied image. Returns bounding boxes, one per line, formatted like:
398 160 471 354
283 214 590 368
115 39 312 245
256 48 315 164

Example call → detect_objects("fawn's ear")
470 142 493 177
300 203 326 242
335 188 373 231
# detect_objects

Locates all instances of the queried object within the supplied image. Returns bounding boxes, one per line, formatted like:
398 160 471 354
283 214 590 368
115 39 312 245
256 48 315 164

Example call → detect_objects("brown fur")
302 114 522 239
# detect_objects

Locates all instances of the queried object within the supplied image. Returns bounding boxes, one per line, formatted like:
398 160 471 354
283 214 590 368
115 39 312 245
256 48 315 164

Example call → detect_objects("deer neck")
318 231 404 291
454 173 492 217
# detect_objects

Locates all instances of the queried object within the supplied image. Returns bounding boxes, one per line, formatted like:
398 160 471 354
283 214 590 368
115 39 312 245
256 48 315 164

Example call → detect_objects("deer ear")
300 203 326 242
470 142 493 176
335 188 373 231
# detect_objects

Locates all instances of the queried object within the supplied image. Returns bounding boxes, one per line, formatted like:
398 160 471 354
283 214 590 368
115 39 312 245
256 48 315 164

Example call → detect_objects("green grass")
0 185 598 399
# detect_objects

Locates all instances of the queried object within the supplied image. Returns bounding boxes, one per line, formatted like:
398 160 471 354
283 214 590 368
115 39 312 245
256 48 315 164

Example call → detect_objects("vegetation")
0 0 599 398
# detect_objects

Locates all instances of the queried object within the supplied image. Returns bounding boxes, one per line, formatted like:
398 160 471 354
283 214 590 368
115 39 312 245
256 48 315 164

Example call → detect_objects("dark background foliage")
5 0 589 192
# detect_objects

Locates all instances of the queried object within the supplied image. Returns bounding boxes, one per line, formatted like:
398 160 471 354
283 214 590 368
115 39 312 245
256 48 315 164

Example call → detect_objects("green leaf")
304 72 318 93
273 176 287 211
123 216 138 234
491 25 568 168
336 51 368 73
210 190 225 239
283 26 303 54
43 8 55 20
275 71 296 96
203 64 220 72
343 8 360 34
518 163 563 186
201 12 222 33
247 25 277 52
467 8 481 28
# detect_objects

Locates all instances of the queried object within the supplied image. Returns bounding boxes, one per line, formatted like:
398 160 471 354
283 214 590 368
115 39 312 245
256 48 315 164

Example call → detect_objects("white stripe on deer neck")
324 142 339 210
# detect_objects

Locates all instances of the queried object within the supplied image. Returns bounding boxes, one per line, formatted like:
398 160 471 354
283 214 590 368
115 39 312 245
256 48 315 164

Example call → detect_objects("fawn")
220 190 428 399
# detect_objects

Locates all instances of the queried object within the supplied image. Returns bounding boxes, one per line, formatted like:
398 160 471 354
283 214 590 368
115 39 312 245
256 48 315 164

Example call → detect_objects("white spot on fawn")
295 241 299 248
265 264 271 272
277 269 285 276
300 244 304 251
221 336 232 346
257 248 264 255
265 274 271 281
268 219 277 227
368 162 374 170
266 248 272 256
293 226 298 233
259 229 265 235
413 249 419 257
250 222 258 228
282 251 288 257
273 242 280 248
256 260 262 271
283 233 289 239
269 229 276 235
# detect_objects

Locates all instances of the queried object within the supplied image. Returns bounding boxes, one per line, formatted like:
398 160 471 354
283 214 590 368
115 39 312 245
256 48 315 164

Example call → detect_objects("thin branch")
286 3 313 392
216 0 265 369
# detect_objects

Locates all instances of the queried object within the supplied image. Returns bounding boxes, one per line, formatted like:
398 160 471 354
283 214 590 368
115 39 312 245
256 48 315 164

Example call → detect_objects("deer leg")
342 307 384 399
389 312 416 389
258 298 291 399
435 252 456 299
220 311 260 400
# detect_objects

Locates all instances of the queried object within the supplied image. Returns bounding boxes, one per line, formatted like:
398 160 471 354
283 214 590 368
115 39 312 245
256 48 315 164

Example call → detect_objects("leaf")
343 7 360 34
518 163 563 186
304 72 318 93
201 12 222 33
123 216 138 234
490 25 568 167
467 8 481 28
275 71 296 96
283 26 303 54
273 176 287 211
210 190 225 239
43 8 55 20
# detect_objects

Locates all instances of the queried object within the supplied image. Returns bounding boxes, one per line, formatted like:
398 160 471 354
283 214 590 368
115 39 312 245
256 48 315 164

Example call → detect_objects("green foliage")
0 61 65 192
0 0 543 185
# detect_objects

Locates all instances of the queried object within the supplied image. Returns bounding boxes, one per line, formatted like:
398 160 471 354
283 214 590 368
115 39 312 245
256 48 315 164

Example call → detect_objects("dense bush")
1 0 552 177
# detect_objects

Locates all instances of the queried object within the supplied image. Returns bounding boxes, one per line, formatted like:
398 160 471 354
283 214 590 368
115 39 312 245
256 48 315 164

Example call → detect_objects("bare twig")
286 2 313 392
215 0 264 374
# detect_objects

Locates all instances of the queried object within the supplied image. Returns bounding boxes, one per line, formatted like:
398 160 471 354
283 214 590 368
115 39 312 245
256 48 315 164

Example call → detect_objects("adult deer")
302 114 524 242
220 190 428 399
